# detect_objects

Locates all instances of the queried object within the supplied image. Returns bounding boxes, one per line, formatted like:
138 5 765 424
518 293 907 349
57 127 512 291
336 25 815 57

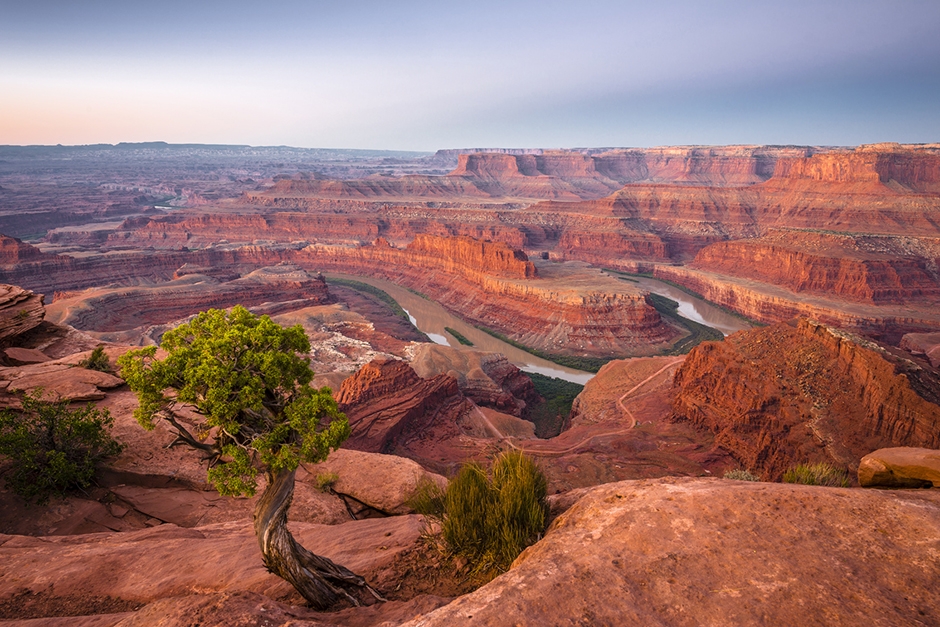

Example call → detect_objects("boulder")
336 357 465 454
400 477 940 627
858 447 940 488
0 283 45 345
304 449 447 516
2 346 51 365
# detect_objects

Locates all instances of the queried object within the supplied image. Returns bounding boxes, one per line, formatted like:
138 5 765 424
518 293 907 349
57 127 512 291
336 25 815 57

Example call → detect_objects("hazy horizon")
3 0 939 151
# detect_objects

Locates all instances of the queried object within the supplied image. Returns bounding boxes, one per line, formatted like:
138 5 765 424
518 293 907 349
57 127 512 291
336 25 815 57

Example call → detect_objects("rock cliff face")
690 231 940 305
0 235 49 264
336 357 467 454
671 319 940 479
772 144 940 193
302 238 674 357
45 265 331 332
410 343 540 417
404 234 536 279
0 284 45 346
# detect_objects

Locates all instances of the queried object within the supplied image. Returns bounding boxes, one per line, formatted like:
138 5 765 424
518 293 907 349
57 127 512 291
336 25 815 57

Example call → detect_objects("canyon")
2 141 940 625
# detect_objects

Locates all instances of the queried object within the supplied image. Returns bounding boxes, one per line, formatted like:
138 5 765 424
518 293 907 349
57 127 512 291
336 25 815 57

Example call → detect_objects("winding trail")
476 357 684 457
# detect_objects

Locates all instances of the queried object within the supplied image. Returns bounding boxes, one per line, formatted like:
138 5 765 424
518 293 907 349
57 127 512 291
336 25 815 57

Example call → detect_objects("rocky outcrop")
336 357 467 454
0 283 45 346
671 319 940 479
0 515 427 615
0 235 49 263
399 477 940 627
45 265 331 332
0 348 126 402
410 343 540 416
306 449 448 516
772 144 940 193
900 331 940 367
689 231 940 305
301 236 675 357
404 234 536 279
653 264 940 334
858 447 940 488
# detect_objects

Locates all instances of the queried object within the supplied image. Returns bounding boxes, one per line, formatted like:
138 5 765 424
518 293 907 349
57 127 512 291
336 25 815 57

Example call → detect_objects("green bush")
314 471 339 493
782 462 850 487
78 346 111 372
0 390 123 503
723 469 760 481
437 450 548 573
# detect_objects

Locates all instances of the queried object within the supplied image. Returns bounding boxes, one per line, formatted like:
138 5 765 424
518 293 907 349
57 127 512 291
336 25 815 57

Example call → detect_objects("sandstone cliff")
409 343 540 417
45 265 331 332
771 144 940 193
301 237 675 357
690 231 940 305
671 319 940 479
336 357 467 454
0 284 46 346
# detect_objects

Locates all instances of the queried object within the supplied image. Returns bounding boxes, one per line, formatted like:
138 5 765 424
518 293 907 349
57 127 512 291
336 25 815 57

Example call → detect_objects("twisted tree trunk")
253 468 385 610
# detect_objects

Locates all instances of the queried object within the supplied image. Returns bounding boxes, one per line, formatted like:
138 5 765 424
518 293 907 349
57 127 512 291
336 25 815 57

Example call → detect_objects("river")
627 276 751 336
326 273 750 385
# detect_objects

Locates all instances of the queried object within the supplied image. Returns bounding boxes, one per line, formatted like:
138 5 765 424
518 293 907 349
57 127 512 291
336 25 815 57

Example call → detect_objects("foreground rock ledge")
402 477 940 627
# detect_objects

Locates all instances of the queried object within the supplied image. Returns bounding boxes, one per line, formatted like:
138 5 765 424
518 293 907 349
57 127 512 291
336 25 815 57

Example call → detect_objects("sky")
1 0 939 150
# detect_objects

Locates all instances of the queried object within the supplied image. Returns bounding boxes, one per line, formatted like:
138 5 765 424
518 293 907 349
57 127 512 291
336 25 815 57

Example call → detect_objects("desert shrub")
439 450 548 573
782 462 850 487
314 471 339 492
0 390 123 503
407 477 446 522
78 346 111 372
723 469 760 481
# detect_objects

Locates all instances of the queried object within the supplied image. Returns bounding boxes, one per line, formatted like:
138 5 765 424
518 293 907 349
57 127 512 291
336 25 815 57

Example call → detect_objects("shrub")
78 346 111 372
0 390 123 504
782 462 850 487
314 471 339 492
723 469 760 481
439 450 548 573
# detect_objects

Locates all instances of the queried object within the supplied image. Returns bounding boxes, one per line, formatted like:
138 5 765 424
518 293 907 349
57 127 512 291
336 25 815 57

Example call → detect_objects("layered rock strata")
0 283 46 346
336 357 468 454
410 343 541 417
671 319 940 479
45 265 331 332
689 231 940 305
301 236 675 357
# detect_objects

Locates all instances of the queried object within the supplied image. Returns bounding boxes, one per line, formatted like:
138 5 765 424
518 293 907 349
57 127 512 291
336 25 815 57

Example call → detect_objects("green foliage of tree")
0 390 123 504
413 450 548 575
117 306 379 610
117 305 349 497
77 345 111 372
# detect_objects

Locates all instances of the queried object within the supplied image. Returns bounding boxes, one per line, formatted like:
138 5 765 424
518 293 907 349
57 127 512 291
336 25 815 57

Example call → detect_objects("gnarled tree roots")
253 468 386 610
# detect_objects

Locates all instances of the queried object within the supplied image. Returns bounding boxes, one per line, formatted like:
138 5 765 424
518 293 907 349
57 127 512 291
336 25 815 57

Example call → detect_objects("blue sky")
1 0 938 150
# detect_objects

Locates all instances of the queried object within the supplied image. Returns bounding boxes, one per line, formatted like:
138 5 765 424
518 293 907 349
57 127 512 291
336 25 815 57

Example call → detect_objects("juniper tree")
118 305 382 609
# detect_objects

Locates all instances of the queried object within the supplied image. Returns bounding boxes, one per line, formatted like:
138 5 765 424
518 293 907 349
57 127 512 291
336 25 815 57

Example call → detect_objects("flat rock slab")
2 347 51 365
0 515 426 608
401 477 940 627
859 447 940 488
